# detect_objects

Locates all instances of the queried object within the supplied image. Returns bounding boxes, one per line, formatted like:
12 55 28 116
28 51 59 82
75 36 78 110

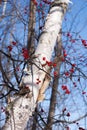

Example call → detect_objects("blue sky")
0 0 87 129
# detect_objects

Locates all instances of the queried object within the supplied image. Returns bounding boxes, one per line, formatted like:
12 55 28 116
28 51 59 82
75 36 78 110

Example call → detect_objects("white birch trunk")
2 0 71 129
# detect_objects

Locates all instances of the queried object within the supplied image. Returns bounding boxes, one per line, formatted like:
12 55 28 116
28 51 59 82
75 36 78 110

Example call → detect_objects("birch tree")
1 0 87 130
1 0 72 129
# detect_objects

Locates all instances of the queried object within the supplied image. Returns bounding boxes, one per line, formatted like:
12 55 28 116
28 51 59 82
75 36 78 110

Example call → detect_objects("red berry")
62 85 67 90
69 68 74 73
42 57 46 61
65 72 70 77
64 53 67 57
72 64 76 67
81 39 87 47
66 126 70 130
54 71 58 77
73 82 77 87
11 41 17 46
39 80 41 83
66 112 70 117
22 48 29 59
82 91 86 94
46 61 52 66
36 82 39 84
81 39 86 44
67 32 71 37
65 89 70 94
7 45 12 51
53 63 57 67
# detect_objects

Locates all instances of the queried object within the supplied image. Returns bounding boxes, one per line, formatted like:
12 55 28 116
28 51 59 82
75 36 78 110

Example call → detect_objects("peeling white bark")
60 0 72 3
3 0 72 129
2 97 36 130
